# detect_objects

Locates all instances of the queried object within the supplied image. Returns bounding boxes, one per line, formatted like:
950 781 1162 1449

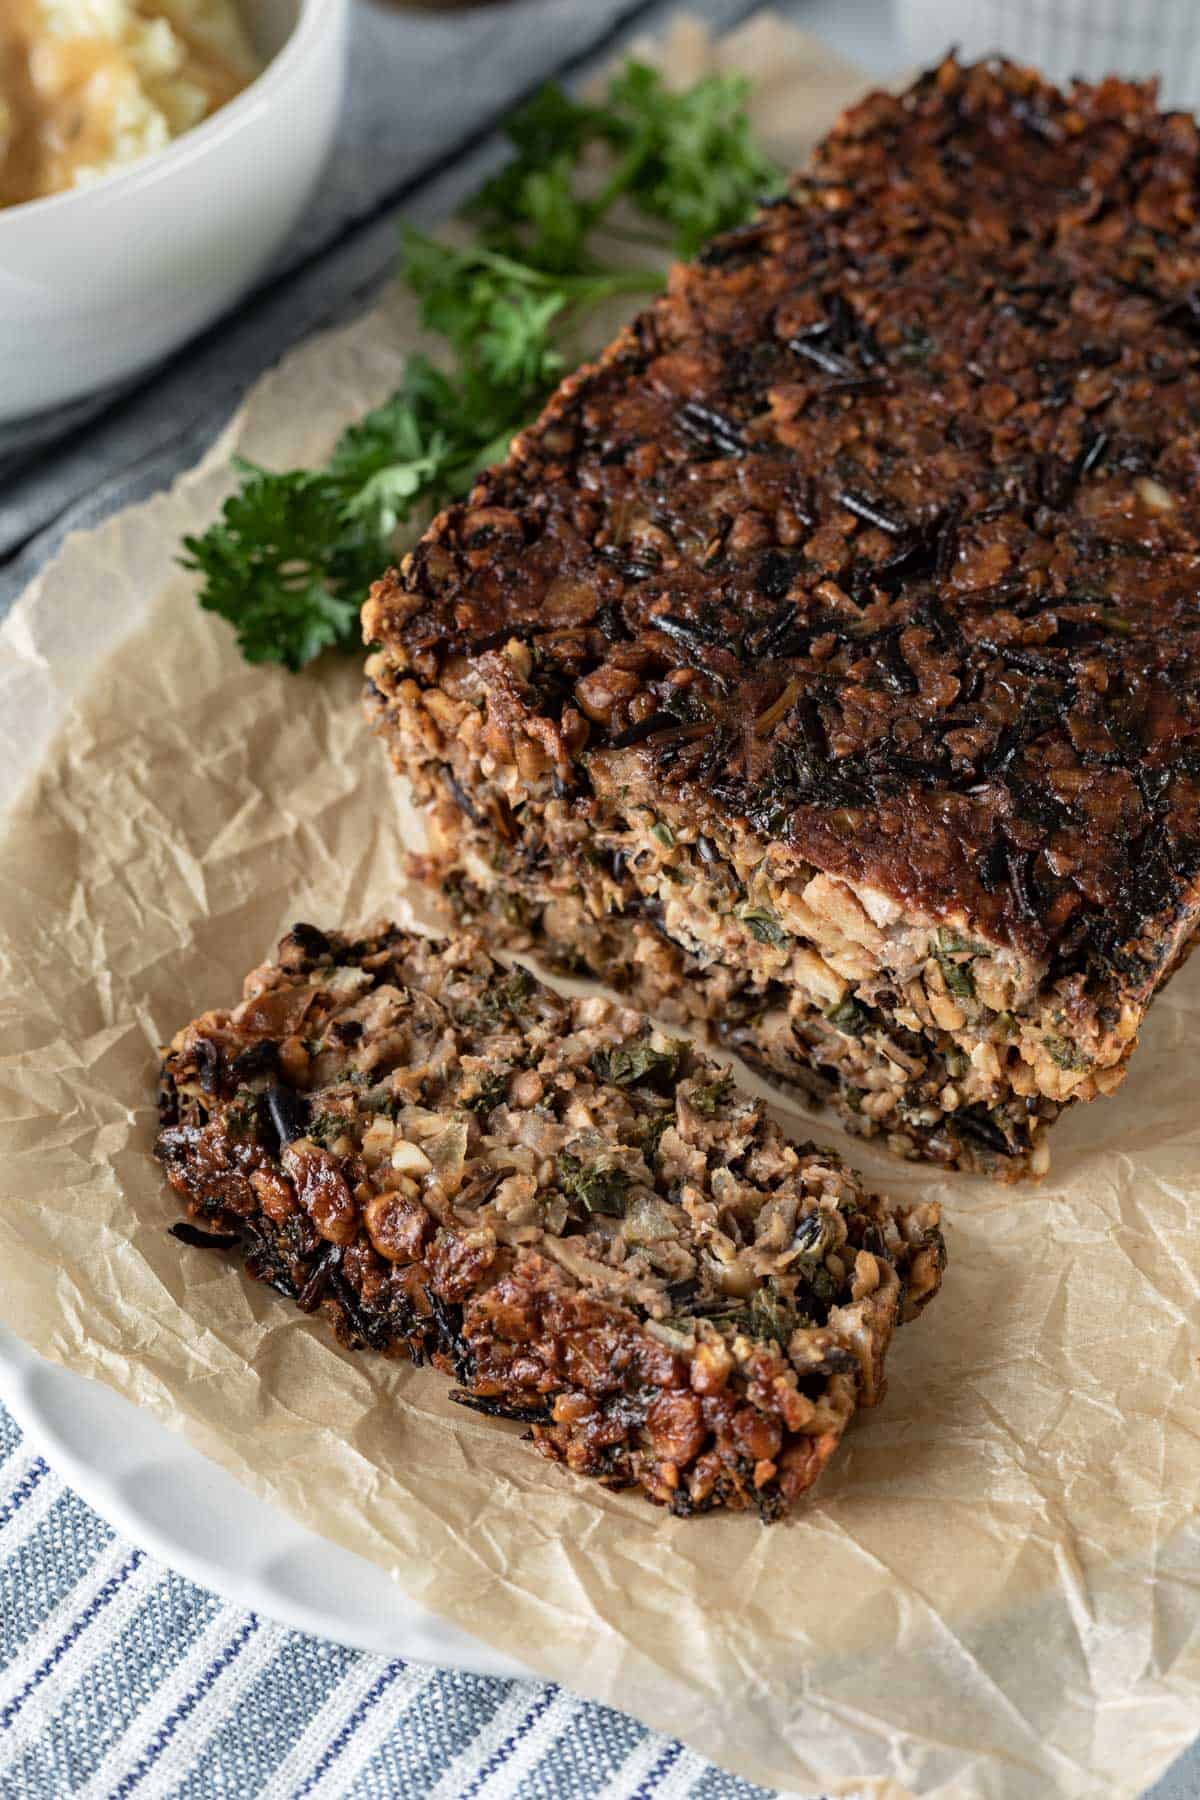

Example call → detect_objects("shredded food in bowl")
0 0 262 208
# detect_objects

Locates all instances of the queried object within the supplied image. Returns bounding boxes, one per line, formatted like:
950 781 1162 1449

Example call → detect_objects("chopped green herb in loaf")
156 922 944 1518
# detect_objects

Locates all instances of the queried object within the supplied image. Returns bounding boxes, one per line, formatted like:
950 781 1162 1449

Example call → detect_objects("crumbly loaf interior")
413 819 1066 1178
157 924 943 1515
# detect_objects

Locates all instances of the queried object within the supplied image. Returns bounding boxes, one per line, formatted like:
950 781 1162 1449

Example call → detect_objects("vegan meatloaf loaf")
155 923 944 1518
363 54 1200 1180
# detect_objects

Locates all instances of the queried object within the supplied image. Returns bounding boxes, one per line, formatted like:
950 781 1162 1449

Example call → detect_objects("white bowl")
0 0 347 423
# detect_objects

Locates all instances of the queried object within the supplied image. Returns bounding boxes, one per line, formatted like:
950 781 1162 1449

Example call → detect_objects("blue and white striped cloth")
0 1403 778 1799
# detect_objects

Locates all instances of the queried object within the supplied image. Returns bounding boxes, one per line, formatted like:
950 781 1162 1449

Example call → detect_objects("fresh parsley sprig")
182 57 779 671
400 231 657 384
182 358 518 671
467 61 779 263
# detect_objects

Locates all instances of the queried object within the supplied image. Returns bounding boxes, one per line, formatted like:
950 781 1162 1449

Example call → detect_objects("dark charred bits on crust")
368 54 1200 976
265 1085 309 1149
154 924 944 1518
169 1221 241 1251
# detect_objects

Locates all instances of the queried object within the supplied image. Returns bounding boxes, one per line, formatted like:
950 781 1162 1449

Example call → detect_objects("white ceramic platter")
0 1325 527 1680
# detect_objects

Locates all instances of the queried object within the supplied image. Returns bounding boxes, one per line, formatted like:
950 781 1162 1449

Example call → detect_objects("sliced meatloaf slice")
155 922 943 1518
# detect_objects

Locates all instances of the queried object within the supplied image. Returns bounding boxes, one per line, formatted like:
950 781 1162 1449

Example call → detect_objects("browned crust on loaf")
154 923 944 1518
365 54 1200 987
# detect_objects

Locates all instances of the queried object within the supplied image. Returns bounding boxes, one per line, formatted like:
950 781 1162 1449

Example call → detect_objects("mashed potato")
0 0 262 207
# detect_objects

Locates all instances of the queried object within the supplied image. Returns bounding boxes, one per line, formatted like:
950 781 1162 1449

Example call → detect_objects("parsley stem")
422 240 661 300
595 222 676 251
583 139 653 232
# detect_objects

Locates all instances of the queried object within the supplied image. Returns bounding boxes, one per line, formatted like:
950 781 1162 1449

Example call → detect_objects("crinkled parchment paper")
1 16 1198 1798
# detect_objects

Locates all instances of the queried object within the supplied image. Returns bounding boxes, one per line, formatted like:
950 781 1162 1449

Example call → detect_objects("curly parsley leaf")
181 464 370 671
605 63 780 256
182 358 522 672
466 83 605 271
466 61 779 264
401 232 655 377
